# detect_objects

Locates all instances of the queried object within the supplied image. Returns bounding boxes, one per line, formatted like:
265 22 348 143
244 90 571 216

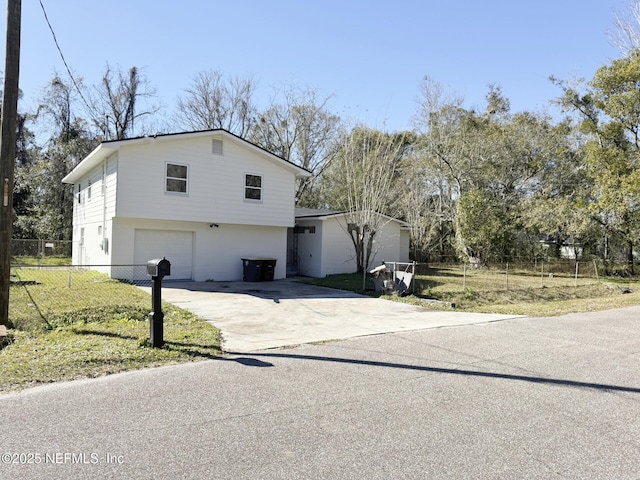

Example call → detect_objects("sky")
4 0 633 134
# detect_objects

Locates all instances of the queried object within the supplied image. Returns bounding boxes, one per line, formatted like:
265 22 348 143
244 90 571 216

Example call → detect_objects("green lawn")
11 255 72 266
308 266 640 317
3 267 221 393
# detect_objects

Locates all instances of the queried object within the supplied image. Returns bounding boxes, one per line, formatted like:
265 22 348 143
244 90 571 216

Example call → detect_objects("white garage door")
134 229 194 280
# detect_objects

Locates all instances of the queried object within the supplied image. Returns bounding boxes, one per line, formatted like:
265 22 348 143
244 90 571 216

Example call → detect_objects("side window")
244 174 262 201
166 163 188 194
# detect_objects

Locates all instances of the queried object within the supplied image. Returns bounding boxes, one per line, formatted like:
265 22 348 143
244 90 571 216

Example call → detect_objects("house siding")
320 218 356 276
71 154 118 269
196 223 286 281
400 229 410 263
295 214 408 277
115 136 296 227
65 131 309 282
111 217 287 281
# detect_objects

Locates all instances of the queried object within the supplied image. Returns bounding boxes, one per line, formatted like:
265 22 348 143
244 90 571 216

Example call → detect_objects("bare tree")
323 127 412 274
249 84 341 205
90 64 159 140
38 75 74 140
608 0 640 55
410 76 469 261
174 70 258 136
398 157 452 262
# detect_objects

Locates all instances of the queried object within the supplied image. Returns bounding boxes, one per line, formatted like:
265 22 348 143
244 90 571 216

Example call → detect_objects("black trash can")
260 259 277 281
242 258 277 282
242 258 262 282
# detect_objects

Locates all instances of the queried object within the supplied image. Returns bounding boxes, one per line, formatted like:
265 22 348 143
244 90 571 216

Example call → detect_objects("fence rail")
413 260 602 294
11 239 72 258
8 265 153 331
6 260 609 331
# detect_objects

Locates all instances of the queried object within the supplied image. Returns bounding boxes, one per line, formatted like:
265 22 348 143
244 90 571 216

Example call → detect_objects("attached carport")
155 278 522 352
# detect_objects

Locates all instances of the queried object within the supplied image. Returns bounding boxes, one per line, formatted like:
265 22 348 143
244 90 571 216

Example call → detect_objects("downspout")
102 160 107 256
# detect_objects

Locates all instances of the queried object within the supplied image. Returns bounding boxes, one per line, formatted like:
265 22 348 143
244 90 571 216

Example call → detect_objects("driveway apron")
155 279 521 352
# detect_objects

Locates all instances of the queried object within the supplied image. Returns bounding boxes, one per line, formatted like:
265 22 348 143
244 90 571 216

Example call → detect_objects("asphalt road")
1 306 639 479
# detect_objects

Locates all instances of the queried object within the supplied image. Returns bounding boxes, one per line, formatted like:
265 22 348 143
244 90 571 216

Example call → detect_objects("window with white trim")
166 163 188 194
244 174 262 201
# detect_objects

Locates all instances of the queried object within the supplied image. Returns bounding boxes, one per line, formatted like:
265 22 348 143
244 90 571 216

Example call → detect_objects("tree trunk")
603 235 610 276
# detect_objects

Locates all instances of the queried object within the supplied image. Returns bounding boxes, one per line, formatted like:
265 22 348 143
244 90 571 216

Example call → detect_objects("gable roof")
62 129 312 184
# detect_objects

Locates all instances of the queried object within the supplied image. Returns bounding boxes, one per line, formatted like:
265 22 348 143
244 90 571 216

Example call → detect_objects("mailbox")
147 257 171 348
147 258 171 278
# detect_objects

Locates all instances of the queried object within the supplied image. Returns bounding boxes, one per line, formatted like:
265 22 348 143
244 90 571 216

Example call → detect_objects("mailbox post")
147 258 171 348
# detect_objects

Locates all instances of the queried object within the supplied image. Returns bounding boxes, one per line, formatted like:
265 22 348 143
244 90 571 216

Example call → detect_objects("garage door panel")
134 230 194 280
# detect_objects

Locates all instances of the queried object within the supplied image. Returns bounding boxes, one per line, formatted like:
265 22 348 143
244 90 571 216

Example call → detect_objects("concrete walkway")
156 278 522 352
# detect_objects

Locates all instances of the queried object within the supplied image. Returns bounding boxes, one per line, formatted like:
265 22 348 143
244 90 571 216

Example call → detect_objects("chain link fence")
7 258 608 331
413 260 602 294
11 239 72 260
9 265 153 331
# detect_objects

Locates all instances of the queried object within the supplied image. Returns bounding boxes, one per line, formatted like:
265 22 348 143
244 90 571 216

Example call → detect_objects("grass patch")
11 255 72 266
4 267 221 393
307 272 380 296
307 266 640 316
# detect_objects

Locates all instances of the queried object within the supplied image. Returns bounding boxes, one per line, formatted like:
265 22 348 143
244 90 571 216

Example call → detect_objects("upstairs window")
166 163 188 194
245 174 262 201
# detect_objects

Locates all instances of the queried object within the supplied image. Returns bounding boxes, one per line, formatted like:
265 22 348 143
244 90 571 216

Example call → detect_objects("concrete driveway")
158 278 521 352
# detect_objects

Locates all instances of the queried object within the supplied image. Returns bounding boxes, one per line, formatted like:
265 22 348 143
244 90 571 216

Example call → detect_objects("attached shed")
289 208 410 278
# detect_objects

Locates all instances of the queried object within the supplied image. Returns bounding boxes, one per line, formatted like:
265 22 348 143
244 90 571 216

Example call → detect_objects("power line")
38 0 94 114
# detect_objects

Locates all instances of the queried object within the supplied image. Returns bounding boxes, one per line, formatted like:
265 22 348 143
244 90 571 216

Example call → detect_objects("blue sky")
7 0 631 133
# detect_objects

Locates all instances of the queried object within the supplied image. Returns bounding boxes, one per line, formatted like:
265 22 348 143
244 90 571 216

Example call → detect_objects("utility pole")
0 0 22 326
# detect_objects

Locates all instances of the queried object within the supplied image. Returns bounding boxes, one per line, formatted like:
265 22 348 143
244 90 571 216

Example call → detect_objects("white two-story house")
62 129 311 282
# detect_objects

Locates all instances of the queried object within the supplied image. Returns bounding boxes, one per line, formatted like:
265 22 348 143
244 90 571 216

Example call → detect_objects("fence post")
593 259 599 281
540 261 544 288
575 261 579 287
463 262 467 290
506 263 509 291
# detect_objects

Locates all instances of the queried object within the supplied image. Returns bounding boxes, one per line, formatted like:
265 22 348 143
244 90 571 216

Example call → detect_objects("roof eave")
296 210 409 226
61 143 119 184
